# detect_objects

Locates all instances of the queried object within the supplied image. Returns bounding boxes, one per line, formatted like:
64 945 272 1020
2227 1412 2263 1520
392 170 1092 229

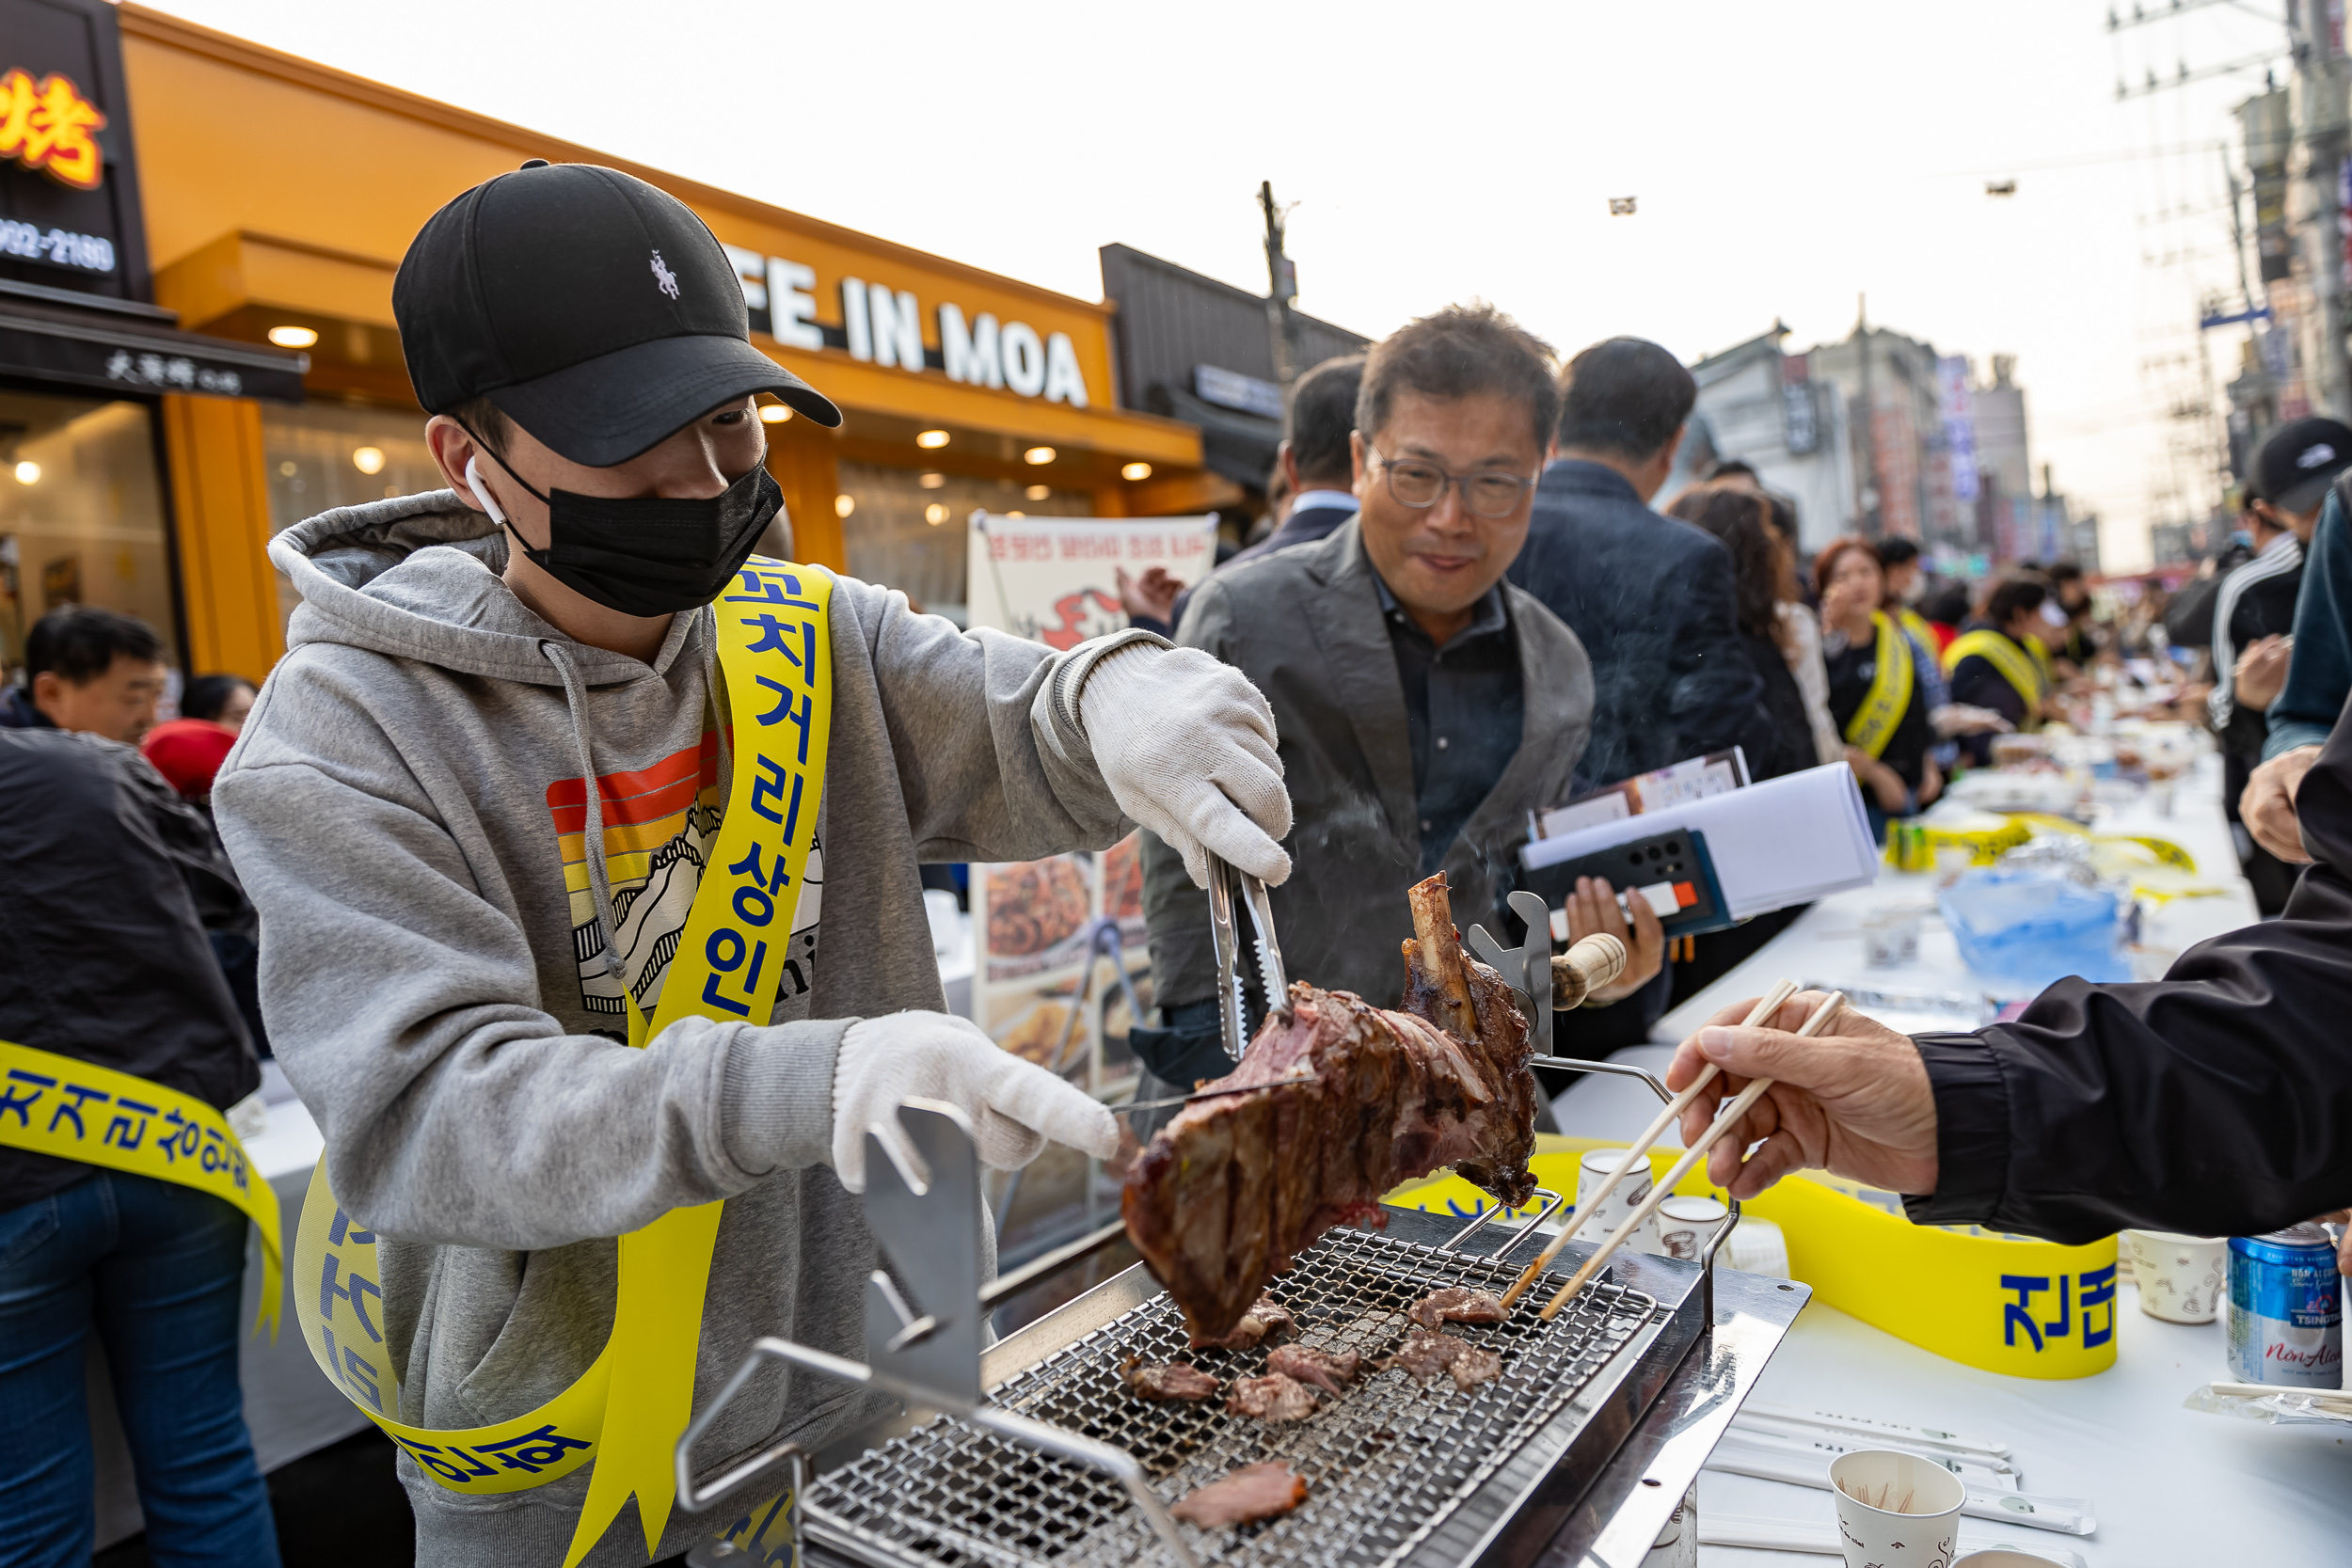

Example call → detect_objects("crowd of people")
6 157 2352 1568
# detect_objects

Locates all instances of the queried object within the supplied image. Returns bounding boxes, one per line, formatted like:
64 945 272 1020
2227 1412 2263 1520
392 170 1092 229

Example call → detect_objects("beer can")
2227 1225 2344 1388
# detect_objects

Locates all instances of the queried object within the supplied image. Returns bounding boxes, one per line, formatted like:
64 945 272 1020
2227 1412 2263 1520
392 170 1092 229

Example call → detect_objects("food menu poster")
965 513 1216 647
975 832 1153 1093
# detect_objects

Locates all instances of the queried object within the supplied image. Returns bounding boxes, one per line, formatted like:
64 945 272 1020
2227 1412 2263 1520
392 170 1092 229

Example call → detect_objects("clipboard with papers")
1521 761 1880 923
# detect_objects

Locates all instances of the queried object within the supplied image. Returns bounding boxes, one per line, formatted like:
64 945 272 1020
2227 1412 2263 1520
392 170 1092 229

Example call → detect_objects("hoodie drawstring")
541 640 630 987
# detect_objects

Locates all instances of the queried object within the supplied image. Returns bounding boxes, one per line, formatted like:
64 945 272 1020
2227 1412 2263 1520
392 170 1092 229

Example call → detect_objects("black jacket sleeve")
1904 692 2352 1243
1667 534 1772 765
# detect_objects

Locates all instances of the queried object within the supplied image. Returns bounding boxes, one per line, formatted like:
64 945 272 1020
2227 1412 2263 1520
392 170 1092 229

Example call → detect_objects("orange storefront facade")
10 4 1224 686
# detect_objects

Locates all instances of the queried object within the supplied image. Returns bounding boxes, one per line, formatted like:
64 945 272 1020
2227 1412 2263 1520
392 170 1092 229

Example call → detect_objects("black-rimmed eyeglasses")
1367 446 1537 519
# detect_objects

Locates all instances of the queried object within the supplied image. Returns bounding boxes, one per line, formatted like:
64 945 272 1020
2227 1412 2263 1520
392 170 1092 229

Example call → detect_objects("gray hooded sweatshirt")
213 492 1148 1564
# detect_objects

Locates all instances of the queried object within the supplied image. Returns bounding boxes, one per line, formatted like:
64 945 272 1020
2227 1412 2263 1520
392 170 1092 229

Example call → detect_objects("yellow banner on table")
293 558 834 1568
0 1037 281 1338
1391 1133 2118 1379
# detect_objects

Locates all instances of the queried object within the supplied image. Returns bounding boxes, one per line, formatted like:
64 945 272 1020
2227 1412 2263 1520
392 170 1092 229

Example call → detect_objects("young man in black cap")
2212 419 2345 910
213 162 1293 1566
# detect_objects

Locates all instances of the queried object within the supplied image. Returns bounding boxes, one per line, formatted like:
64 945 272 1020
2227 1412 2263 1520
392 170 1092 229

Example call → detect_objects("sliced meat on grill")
1383 1330 1504 1389
1122 1357 1219 1402
1123 873 1538 1342
1196 1293 1295 1349
1265 1344 1362 1397
1407 1286 1508 1331
1225 1370 1319 1422
1170 1462 1310 1528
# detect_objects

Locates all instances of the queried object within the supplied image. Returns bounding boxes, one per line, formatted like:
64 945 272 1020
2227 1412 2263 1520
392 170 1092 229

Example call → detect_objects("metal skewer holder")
1465 893 1740 1321
675 1101 1203 1568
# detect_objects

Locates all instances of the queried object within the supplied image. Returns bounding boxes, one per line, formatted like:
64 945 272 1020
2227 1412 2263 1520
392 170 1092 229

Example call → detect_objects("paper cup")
1829 1449 1963 1568
2125 1229 2227 1323
1573 1148 1663 1256
1952 1553 2060 1567
1656 1195 1728 1262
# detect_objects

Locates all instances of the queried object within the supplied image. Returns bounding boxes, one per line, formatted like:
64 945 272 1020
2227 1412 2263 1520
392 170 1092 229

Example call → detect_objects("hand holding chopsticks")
1533 988 1848 1322
1497 979 1800 1311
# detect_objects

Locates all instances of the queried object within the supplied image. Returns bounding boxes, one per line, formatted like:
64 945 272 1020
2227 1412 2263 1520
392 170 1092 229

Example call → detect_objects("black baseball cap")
2255 416 2352 515
393 161 841 467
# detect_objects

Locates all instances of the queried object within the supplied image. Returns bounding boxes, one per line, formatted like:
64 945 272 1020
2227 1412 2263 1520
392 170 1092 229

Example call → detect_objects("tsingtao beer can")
2227 1225 2344 1388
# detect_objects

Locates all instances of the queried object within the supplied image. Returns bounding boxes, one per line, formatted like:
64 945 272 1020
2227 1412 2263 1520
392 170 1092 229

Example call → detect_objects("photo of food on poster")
965 512 1216 647
963 513 1208 1090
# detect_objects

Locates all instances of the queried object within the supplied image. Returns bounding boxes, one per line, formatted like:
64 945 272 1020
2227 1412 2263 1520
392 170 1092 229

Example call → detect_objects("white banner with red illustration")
965 512 1216 648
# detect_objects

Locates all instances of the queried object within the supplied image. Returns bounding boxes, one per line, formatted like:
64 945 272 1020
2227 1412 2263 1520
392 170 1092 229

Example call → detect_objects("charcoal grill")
675 1083 1809 1568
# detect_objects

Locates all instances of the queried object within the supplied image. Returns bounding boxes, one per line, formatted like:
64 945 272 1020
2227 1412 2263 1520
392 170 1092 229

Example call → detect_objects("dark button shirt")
1371 571 1523 875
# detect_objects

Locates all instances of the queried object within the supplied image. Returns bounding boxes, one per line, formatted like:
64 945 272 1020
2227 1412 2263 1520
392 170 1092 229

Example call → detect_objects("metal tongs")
1204 849 1288 1060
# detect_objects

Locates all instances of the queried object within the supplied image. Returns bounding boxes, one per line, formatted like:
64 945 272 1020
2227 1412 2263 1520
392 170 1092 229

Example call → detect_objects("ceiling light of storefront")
759 404 792 423
1024 447 1055 466
926 503 948 526
352 446 386 475
916 430 950 449
267 325 319 349
13 461 39 485
1122 462 1153 482
918 472 946 488
834 494 856 518
1025 484 1049 501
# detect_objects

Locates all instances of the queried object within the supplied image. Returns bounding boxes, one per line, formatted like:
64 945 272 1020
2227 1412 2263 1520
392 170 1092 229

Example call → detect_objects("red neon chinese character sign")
0 70 106 191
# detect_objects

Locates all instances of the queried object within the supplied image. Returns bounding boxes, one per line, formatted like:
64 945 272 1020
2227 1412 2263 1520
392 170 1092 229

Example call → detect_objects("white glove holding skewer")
1078 643 1293 889
831 1012 1119 1193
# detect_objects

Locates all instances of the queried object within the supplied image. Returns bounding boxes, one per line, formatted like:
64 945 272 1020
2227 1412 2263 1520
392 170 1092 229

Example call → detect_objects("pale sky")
147 0 2296 571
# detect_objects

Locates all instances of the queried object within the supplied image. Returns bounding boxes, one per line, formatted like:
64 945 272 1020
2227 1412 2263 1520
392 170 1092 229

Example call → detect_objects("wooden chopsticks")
1534 988 1848 1322
1497 979 1799 1312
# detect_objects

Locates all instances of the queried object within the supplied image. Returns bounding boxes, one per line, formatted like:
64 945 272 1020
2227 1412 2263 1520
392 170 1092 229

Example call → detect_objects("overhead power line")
2117 49 2288 98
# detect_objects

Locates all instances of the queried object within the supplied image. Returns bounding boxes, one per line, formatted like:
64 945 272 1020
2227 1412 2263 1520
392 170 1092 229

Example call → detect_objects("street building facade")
2 0 1222 683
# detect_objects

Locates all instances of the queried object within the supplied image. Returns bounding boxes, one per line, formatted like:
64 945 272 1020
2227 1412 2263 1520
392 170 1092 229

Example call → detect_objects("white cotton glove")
1077 643 1293 888
831 1011 1119 1194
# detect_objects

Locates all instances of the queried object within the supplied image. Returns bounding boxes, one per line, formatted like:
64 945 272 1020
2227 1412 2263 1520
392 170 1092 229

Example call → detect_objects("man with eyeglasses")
1132 306 1666 1094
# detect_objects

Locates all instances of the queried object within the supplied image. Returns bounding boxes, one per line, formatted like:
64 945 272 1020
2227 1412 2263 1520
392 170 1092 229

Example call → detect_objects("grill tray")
802 1224 1661 1568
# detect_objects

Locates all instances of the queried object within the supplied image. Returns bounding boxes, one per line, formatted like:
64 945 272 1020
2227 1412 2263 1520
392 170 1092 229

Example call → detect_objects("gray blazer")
1142 517 1595 1012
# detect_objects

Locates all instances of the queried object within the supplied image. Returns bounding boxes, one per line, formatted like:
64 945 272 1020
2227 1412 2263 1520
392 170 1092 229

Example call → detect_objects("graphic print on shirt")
545 732 821 1022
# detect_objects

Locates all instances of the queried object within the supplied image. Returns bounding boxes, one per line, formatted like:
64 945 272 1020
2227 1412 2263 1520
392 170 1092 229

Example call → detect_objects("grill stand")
674 1066 1807 1568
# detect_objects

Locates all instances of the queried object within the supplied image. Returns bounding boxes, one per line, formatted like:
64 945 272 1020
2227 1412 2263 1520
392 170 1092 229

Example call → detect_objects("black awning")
0 286 308 404
1162 384 1280 489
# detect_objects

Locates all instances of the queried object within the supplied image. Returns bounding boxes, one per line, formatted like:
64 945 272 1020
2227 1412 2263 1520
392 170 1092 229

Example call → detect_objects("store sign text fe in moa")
723 244 1091 407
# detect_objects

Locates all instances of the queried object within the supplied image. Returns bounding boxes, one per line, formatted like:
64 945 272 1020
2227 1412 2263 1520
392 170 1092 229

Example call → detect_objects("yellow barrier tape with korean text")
0 1038 281 1338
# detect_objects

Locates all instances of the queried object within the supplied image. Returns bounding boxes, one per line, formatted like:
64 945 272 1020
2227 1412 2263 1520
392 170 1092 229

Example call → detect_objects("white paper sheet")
1521 763 1878 920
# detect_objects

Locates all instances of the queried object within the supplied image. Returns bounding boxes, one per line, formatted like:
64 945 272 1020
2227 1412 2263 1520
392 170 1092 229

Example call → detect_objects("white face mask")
2041 599 2070 628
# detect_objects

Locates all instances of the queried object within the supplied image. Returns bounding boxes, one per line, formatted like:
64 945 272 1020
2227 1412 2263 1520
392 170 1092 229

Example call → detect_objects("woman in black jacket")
1664 483 1815 781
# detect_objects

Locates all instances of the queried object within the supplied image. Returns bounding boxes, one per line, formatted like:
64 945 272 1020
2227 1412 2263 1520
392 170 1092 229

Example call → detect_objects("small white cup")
2124 1229 2228 1323
1573 1148 1664 1255
1655 1195 1728 1262
1829 1449 1963 1568
1952 1553 2060 1567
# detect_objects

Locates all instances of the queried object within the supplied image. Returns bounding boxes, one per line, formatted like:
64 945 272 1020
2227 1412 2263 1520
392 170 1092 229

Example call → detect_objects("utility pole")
2292 0 2352 416
2223 149 2279 431
1854 293 1880 537
1258 181 1297 395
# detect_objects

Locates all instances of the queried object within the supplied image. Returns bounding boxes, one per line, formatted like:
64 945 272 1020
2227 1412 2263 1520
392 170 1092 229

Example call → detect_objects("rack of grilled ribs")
1120 872 1539 1343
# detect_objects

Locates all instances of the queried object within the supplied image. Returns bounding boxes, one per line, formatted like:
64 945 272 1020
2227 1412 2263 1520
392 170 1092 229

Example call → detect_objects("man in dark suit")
1136 307 1662 1089
1508 338 1770 789
1507 337 1772 1048
1156 355 1365 636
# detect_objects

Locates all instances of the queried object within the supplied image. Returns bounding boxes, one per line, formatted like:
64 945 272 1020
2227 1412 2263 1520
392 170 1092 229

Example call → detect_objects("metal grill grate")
803 1225 1660 1568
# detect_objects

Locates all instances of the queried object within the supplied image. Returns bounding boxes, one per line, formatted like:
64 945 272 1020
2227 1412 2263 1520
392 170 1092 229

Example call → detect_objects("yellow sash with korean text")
1944 627 2047 725
1840 610 1913 760
292 557 833 1568
0 1040 282 1338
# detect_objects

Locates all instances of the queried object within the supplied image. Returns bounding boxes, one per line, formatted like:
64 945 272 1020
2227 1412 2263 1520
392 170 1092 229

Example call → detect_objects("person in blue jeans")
1 623 279 1568
0 1175 279 1565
